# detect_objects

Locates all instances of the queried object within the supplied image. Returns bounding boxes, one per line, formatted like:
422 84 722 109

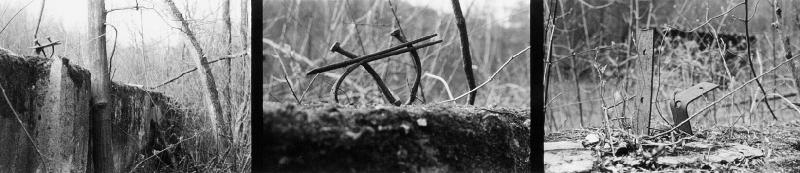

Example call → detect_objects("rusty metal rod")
390 29 423 105
307 34 438 75
310 40 442 75
331 40 443 104
329 42 400 105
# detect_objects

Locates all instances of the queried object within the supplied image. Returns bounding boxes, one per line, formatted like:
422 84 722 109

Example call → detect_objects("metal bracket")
669 82 718 135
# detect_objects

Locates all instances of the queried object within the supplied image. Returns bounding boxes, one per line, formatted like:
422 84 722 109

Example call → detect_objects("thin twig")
299 73 319 104
717 92 796 108
106 5 152 13
743 0 778 120
274 48 301 104
128 129 205 173
32 0 46 40
440 46 530 103
105 24 119 74
689 2 746 32
576 0 614 9
423 72 454 100
149 51 248 89
0 0 35 35
0 81 49 164
770 93 800 114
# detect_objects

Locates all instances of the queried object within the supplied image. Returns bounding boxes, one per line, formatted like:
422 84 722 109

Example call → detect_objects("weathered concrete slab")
0 52 189 172
0 54 91 172
109 83 188 172
260 103 530 172
544 141 595 173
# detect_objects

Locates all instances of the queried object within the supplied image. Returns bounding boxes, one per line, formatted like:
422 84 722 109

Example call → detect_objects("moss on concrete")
261 103 530 172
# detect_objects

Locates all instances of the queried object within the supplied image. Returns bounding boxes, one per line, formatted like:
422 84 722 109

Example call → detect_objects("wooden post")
85 0 116 172
633 29 655 136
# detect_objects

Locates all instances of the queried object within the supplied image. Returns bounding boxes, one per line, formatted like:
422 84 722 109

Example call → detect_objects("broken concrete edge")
0 54 92 172
110 82 196 172
0 53 194 172
260 102 530 172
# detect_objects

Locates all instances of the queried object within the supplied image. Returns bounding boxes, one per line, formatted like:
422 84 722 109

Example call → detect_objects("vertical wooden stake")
634 29 655 136
85 0 116 172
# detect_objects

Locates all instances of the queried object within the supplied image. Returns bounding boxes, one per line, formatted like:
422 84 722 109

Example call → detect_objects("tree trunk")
240 0 250 103
241 0 249 50
222 0 233 137
85 0 115 172
449 0 478 105
161 0 224 145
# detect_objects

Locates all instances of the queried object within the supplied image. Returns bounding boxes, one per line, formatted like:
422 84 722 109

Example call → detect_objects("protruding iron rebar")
329 38 443 105
307 34 438 75
309 40 442 75
330 42 358 58
390 29 423 105
329 42 400 105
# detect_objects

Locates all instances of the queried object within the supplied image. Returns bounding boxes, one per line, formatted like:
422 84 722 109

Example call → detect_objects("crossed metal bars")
307 31 442 105
29 37 61 59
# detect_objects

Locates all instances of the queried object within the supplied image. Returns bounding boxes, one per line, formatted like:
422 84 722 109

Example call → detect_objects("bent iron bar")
331 40 443 103
310 40 443 76
307 34 438 75
390 29 423 105
330 42 401 105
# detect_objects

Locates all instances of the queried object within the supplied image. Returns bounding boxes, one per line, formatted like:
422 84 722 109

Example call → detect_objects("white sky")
401 0 529 28
2 0 245 47
1 0 524 48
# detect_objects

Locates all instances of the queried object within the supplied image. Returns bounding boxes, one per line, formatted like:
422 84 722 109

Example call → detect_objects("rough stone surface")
683 142 713 149
0 52 189 172
110 83 189 172
0 54 91 172
261 103 530 172
545 141 585 151
707 144 763 163
544 142 595 173
657 156 700 166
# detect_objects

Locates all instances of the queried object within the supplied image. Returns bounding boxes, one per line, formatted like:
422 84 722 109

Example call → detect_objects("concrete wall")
110 83 186 172
0 54 91 172
0 52 187 172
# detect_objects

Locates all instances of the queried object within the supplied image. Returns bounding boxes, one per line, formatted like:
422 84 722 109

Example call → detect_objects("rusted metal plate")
670 82 718 135
674 82 718 103
632 28 656 135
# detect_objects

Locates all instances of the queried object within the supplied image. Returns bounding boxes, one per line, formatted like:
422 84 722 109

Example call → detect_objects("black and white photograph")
542 0 800 172
0 0 251 172
260 0 531 172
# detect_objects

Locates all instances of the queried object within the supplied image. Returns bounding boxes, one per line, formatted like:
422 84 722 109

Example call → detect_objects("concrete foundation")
0 54 91 172
0 52 186 172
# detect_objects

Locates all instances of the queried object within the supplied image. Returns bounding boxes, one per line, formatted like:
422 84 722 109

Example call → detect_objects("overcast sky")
1 0 525 48
0 0 245 47
402 0 529 28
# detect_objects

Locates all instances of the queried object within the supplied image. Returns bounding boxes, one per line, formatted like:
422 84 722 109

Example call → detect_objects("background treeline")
546 0 800 133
